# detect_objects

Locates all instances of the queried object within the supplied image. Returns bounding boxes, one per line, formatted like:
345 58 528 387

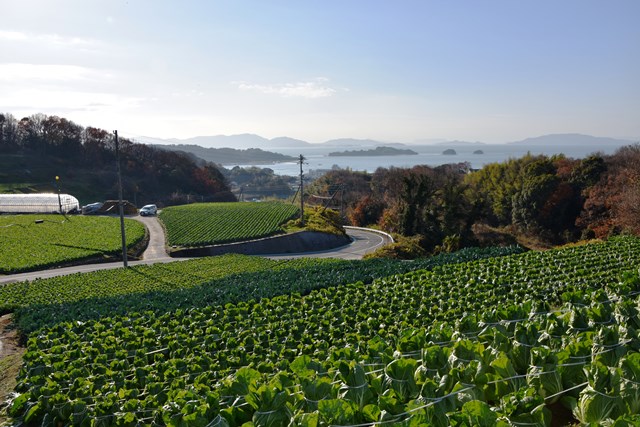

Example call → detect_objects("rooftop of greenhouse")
0 193 80 214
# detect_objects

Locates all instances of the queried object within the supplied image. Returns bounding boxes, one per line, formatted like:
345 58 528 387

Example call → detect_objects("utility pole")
341 184 345 219
298 154 305 226
114 130 128 267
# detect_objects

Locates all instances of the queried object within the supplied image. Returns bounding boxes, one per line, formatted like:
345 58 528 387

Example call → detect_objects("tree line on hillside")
0 113 235 206
308 145 640 254
223 166 297 200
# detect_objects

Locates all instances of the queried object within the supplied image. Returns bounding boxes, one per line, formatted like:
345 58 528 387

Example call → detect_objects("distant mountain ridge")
137 133 635 152
270 136 312 148
508 133 635 147
151 134 312 150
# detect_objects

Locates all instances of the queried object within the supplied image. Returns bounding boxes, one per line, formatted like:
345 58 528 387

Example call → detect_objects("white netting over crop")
0 193 80 214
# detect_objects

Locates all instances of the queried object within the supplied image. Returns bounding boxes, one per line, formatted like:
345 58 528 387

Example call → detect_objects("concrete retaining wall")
170 231 352 258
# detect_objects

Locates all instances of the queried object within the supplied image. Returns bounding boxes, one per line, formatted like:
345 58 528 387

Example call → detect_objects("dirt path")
0 314 25 423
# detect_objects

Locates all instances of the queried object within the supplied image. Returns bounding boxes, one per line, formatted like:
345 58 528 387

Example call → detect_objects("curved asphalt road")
134 215 171 260
266 227 390 260
0 218 391 285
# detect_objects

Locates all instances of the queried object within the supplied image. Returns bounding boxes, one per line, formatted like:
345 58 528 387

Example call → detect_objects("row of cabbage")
1 246 524 333
159 202 300 247
6 236 640 425
0 255 293 313
0 215 146 274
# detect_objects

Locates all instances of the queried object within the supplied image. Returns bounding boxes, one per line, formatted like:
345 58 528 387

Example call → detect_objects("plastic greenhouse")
0 193 80 214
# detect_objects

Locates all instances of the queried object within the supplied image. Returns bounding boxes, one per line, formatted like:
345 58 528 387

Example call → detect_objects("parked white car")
139 204 158 216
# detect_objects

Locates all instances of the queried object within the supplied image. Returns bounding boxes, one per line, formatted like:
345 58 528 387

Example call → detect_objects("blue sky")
1 0 639 143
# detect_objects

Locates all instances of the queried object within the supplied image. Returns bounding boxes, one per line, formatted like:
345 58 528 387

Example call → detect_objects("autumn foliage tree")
578 145 640 237
348 195 385 227
313 145 640 254
0 112 234 206
314 164 474 252
305 169 372 218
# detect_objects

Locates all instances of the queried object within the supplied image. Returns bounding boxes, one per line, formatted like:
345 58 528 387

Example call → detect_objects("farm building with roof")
0 193 80 214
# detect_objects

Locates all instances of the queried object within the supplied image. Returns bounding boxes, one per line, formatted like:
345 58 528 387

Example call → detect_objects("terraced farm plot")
0 246 523 332
0 255 278 310
0 214 145 274
5 237 640 425
159 202 299 247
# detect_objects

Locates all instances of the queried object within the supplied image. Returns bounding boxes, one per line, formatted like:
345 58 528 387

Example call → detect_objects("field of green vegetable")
159 202 300 247
0 214 145 274
0 246 523 333
4 237 640 425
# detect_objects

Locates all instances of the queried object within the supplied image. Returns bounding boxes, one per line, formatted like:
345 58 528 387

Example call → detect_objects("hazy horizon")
136 132 638 148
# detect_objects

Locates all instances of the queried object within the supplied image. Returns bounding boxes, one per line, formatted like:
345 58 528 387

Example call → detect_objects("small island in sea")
442 148 457 155
473 149 484 154
328 146 418 157
152 144 298 165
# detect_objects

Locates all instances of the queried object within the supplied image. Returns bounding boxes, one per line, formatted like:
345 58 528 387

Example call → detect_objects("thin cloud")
0 31 28 41
171 89 206 98
0 30 98 48
3 88 143 111
0 63 102 82
235 78 336 99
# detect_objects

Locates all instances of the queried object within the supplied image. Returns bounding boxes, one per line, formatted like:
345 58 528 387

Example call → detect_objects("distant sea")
232 143 625 176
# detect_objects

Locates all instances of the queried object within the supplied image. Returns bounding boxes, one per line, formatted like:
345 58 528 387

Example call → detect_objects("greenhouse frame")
0 193 80 214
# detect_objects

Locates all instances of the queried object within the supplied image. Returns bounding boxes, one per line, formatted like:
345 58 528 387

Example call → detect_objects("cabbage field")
159 202 300 247
0 215 145 274
4 237 640 425
0 246 522 333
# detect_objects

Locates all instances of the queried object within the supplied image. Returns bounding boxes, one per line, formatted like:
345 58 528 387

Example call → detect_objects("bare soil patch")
0 314 25 424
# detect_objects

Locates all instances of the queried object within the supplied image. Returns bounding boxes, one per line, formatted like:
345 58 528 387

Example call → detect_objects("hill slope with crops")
0 215 145 274
159 202 300 247
3 237 640 425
